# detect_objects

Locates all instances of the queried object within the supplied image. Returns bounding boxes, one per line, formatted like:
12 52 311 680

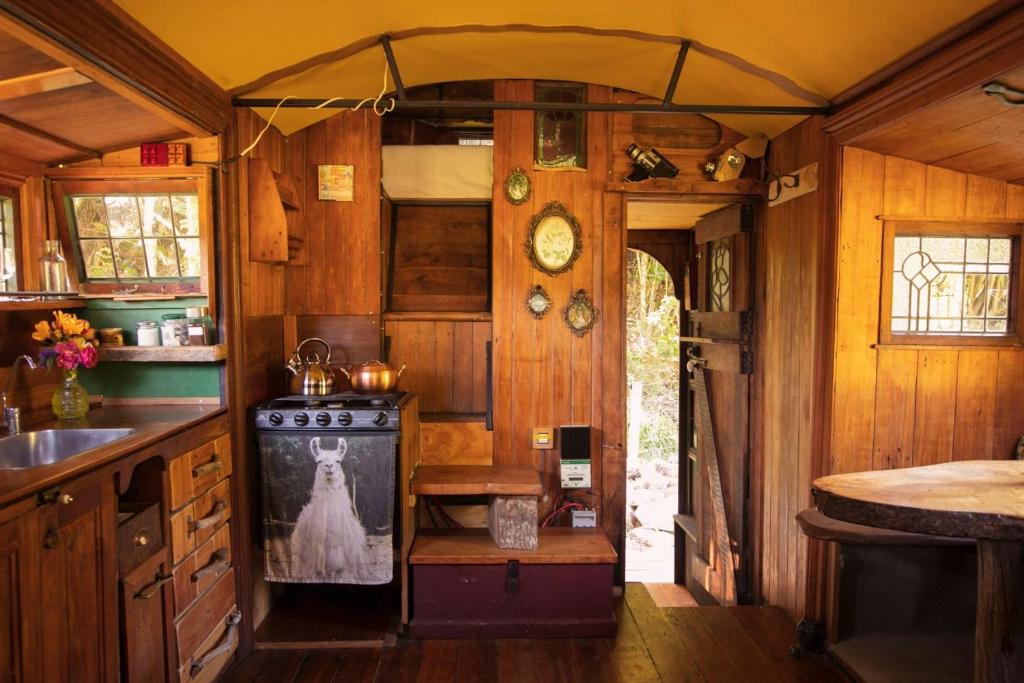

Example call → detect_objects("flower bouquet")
32 310 100 419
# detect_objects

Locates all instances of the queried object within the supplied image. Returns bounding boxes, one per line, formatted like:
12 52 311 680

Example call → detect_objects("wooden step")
411 465 542 496
409 528 617 565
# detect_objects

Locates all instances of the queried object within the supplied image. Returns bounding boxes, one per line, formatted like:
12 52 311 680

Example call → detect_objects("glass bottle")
38 240 71 293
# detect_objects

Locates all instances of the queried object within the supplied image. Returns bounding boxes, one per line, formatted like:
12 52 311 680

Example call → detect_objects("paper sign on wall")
318 164 354 201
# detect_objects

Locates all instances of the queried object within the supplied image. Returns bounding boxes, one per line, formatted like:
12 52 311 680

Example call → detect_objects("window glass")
69 193 200 282
891 234 1013 336
0 193 16 291
534 82 587 169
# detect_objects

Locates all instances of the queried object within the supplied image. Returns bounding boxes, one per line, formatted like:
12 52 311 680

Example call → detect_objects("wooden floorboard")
222 585 847 682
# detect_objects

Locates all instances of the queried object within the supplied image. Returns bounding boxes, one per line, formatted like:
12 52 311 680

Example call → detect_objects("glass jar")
185 306 212 346
161 313 189 346
38 240 71 293
136 320 160 346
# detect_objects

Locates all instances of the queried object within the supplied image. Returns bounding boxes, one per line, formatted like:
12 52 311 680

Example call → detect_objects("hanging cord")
237 54 396 160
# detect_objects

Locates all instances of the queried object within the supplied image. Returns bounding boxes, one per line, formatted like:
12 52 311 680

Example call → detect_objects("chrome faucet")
2 355 38 435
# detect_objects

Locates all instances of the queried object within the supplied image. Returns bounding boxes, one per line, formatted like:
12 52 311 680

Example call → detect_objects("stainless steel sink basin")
0 428 137 469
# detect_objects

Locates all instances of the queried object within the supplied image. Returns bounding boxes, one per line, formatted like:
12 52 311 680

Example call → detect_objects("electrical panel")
559 424 591 489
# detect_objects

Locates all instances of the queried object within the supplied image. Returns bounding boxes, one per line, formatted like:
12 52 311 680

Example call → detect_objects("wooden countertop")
0 403 226 508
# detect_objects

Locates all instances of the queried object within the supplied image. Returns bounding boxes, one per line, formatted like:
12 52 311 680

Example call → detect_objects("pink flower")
78 343 98 369
54 341 82 371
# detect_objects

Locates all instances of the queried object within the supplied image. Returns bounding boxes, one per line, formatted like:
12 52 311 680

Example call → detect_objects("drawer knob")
134 531 150 547
43 528 59 549
58 493 74 505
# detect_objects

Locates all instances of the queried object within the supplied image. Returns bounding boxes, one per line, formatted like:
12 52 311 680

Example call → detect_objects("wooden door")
38 473 119 682
682 204 754 605
120 550 172 682
0 505 40 683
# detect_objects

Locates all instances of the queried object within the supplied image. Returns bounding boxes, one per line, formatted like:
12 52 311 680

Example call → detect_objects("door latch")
506 560 520 593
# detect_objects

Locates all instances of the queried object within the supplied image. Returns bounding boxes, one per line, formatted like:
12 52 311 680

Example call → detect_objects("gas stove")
253 391 407 431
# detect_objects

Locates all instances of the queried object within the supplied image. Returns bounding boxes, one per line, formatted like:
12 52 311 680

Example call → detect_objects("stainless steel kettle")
285 337 335 396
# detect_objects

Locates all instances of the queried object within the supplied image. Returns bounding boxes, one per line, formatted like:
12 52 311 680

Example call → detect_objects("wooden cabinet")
0 502 41 682
120 550 173 682
37 471 119 682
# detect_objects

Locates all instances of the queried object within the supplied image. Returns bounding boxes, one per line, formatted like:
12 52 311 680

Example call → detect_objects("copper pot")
338 360 406 394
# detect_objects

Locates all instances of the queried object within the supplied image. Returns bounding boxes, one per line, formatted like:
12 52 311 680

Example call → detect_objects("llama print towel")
260 433 397 584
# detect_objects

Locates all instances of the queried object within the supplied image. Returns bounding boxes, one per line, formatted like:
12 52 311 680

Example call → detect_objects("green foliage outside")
626 249 680 464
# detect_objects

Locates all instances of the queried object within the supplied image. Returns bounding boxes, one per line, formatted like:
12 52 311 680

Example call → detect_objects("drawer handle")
192 455 223 479
135 572 173 600
191 549 230 583
190 610 241 677
188 500 226 533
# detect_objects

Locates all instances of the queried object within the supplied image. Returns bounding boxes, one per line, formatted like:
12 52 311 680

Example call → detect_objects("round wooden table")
812 460 1024 683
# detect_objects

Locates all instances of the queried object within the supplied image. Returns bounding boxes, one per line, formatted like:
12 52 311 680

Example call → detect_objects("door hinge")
740 310 753 336
741 350 754 375
506 560 520 593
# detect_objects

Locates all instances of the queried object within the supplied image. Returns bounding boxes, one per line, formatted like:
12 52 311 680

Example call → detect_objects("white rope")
240 54 395 158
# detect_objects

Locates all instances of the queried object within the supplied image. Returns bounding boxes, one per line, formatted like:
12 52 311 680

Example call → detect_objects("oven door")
258 431 398 584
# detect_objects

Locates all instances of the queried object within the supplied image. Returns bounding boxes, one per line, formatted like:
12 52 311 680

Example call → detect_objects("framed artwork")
526 201 582 276
525 284 552 319
563 289 597 337
504 167 531 205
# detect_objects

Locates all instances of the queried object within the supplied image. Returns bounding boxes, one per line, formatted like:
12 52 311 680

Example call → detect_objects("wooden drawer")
120 550 171 682
117 502 163 576
173 523 232 616
169 434 232 513
177 608 240 683
170 478 231 566
175 568 236 666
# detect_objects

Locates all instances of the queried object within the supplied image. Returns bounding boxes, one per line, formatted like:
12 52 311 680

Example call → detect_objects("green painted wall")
77 298 221 398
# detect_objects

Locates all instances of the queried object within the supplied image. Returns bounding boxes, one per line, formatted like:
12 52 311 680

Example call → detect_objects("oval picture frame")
563 289 597 337
526 201 582 276
504 166 531 205
525 284 552 319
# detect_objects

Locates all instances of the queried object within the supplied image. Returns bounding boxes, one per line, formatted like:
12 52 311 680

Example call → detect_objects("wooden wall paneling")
829 147 884 475
1007 184 1024 219
299 120 326 314
872 349 919 469
994 349 1024 458
965 174 1007 218
910 350 959 466
952 350 1000 459
294 315 380 367
451 322 473 413
923 165 967 218
471 321 490 414
419 421 493 465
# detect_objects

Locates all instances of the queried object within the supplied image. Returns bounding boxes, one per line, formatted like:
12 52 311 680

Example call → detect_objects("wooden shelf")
411 465 542 496
383 311 492 322
0 297 85 312
409 528 617 565
99 343 227 363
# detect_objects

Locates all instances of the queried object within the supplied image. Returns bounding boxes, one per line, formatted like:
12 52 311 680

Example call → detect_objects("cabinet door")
38 474 119 683
0 507 40 682
121 551 172 683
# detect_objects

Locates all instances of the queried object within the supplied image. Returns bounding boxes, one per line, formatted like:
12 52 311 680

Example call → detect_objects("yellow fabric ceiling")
114 0 995 137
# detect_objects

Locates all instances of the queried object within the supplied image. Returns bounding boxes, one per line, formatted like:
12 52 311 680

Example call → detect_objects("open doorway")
625 247 681 583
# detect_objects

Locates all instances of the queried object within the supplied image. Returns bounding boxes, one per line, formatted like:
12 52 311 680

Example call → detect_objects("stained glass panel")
534 82 586 169
891 234 1015 336
708 237 732 312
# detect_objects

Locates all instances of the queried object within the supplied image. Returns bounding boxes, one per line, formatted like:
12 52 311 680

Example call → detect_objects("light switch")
532 427 554 449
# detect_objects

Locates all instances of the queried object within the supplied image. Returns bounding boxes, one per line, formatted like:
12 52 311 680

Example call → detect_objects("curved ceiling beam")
229 23 830 107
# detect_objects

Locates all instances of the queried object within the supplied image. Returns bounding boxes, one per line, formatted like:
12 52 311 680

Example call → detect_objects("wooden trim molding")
0 0 231 135
824 3 1024 144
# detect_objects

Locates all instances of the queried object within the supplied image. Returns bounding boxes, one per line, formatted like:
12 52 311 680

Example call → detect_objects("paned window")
882 221 1021 344
0 188 16 292
51 174 211 296
69 194 200 281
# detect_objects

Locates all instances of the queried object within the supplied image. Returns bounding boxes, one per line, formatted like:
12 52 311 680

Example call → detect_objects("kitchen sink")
0 428 137 469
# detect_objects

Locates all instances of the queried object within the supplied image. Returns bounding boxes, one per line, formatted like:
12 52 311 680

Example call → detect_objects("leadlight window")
534 82 586 169
882 221 1021 344
68 193 201 282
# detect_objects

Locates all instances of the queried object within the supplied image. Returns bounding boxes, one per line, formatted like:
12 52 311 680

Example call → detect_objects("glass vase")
52 369 89 419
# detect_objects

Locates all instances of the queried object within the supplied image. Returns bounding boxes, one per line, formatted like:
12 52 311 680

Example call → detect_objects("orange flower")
31 319 52 342
53 310 87 336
